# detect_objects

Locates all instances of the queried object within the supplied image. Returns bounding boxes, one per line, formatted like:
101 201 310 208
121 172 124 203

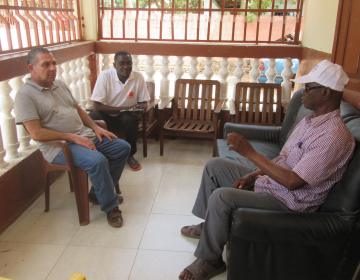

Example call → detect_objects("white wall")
80 0 98 41
301 0 339 54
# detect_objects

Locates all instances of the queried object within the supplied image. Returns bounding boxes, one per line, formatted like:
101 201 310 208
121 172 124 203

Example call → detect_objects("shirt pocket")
285 145 305 168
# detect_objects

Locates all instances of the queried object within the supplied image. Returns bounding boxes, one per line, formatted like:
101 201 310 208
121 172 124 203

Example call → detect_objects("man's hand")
233 173 256 190
93 125 118 142
72 135 97 151
227 132 256 159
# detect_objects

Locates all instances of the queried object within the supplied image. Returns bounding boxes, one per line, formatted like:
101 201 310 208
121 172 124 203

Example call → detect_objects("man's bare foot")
127 155 141 171
179 258 225 280
181 222 204 239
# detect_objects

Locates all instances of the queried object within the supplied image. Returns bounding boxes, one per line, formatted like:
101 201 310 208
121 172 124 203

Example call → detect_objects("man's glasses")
304 85 325 93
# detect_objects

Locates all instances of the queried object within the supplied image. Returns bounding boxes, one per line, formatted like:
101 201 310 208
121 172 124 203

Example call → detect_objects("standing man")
90 51 150 171
14 47 131 227
179 60 355 280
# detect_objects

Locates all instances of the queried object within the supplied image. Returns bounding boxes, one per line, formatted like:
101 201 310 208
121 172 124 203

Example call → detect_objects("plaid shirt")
254 109 355 212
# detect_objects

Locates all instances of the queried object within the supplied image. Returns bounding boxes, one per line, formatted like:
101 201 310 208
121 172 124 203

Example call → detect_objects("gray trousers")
192 158 290 260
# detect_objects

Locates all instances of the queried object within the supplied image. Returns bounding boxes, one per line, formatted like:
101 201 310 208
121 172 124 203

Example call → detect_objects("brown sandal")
181 222 204 239
179 259 226 280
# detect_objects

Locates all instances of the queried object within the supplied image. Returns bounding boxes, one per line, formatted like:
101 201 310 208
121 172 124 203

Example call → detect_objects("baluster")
0 80 20 161
102 54 112 71
132 55 140 72
82 56 92 108
203 57 214 80
233 58 245 98
160 56 170 97
281 58 294 102
56 64 65 82
70 60 80 105
62 61 72 87
76 58 86 108
266 58 277 83
145 55 156 82
174 56 185 79
219 58 229 99
10 76 32 152
188 57 199 79
250 58 261 83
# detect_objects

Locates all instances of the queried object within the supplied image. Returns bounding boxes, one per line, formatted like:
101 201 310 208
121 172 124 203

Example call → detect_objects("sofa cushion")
340 101 360 123
217 139 281 168
318 118 360 215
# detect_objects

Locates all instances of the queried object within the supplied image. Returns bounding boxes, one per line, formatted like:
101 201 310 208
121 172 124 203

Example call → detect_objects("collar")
305 109 340 127
111 68 134 85
25 78 59 91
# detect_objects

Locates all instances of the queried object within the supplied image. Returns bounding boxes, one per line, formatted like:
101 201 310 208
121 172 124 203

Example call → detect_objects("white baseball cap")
293 60 349 92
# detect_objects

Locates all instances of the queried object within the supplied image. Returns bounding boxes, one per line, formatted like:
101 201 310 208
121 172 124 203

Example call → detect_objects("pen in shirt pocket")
297 141 303 148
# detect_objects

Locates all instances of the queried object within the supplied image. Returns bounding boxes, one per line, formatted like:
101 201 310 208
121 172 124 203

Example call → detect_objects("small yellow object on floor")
69 273 86 280
0 277 14 280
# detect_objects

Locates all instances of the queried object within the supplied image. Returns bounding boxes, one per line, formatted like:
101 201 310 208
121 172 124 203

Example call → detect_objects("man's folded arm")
92 101 134 114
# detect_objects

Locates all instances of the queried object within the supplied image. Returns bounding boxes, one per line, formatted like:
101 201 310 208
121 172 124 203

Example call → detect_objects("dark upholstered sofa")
216 88 360 280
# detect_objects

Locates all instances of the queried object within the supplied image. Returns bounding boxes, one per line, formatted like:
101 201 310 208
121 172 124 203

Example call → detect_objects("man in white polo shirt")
90 51 150 171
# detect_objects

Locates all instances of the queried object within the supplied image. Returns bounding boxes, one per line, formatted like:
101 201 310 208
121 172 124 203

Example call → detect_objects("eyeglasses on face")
304 85 325 93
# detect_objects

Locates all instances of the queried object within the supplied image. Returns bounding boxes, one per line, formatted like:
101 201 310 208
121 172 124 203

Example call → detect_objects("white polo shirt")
91 68 150 108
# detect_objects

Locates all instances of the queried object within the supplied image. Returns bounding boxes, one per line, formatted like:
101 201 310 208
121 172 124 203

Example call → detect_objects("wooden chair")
90 82 159 157
230 82 283 126
23 120 120 226
159 79 225 157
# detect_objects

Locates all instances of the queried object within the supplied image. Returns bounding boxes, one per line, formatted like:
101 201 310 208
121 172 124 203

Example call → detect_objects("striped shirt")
254 109 355 212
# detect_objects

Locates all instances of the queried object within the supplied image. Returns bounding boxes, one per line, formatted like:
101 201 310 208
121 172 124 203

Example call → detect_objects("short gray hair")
27 47 51 65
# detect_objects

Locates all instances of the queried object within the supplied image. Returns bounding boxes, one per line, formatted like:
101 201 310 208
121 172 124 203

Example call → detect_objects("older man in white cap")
178 60 355 280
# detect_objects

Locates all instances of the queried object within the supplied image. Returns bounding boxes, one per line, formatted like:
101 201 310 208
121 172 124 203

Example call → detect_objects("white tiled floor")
0 139 228 280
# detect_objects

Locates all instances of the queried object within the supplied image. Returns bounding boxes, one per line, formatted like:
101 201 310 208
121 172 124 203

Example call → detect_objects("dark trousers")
89 111 139 156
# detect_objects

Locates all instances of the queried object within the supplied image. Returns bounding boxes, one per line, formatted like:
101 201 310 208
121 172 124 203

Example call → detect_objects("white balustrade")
145 55 156 82
219 58 229 99
203 57 214 80
265 58 277 83
102 54 112 71
174 56 185 79
76 58 86 109
0 80 20 161
188 57 199 79
56 64 65 82
0 126 7 167
62 61 72 87
132 55 140 72
281 58 294 102
249 58 261 83
10 76 32 152
70 60 81 105
233 58 245 98
160 56 171 97
82 56 92 108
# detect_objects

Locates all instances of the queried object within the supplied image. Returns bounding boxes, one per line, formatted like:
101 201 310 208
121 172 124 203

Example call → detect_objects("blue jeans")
52 137 131 213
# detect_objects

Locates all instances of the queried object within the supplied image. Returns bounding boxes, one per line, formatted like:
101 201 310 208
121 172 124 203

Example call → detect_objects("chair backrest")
173 79 221 122
145 81 156 124
233 82 282 126
146 82 155 102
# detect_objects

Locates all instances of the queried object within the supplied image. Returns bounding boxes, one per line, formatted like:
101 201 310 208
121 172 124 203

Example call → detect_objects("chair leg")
115 183 121 194
44 172 50 212
72 168 90 226
68 171 74 192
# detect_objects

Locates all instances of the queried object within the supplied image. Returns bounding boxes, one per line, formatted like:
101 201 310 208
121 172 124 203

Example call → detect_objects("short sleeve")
91 71 107 104
292 134 354 185
14 91 39 124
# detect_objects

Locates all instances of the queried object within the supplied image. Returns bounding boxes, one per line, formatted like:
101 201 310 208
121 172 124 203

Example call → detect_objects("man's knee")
111 139 131 157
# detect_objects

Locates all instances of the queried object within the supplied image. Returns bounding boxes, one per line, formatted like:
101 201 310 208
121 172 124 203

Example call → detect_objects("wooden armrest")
38 140 68 148
158 96 174 110
146 99 160 112
214 99 227 114
94 120 107 129
229 99 235 115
